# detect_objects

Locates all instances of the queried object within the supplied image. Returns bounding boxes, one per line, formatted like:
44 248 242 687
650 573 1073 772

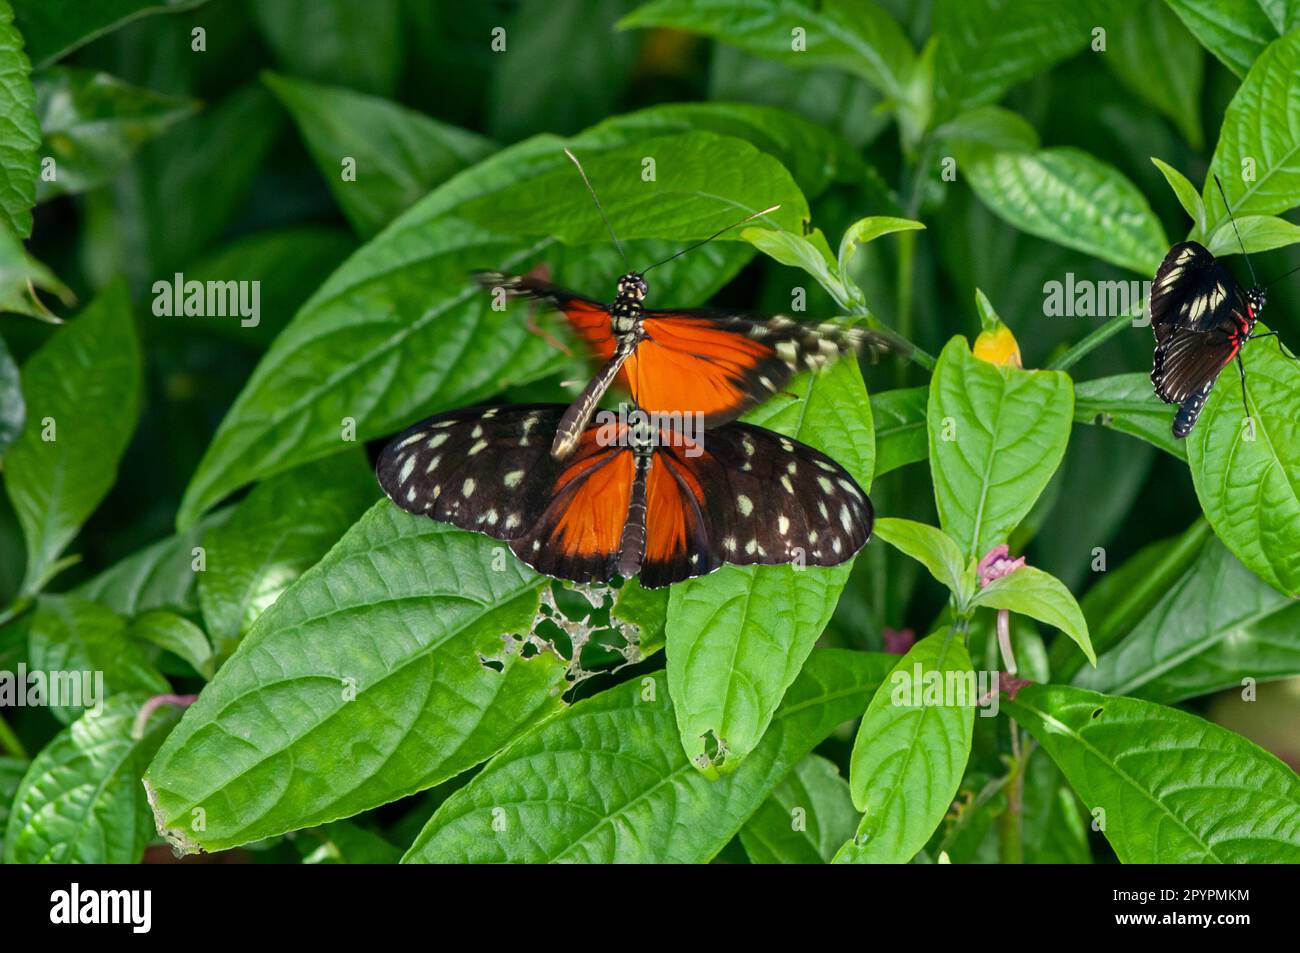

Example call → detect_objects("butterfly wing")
474 271 615 360
636 422 873 588
377 404 632 584
1150 241 1245 334
628 309 870 426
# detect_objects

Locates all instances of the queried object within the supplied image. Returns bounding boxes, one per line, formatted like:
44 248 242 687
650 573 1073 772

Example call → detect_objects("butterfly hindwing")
474 271 615 360
638 422 873 588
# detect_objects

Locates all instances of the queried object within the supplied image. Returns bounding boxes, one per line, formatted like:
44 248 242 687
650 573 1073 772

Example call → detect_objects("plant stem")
0 713 27 759
1048 308 1142 372
998 726 1027 864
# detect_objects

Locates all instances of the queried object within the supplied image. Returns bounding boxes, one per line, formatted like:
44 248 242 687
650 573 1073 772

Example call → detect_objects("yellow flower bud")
973 323 1022 368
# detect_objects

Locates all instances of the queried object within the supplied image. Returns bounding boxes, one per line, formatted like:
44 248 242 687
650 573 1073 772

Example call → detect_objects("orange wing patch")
560 300 617 361
544 430 632 559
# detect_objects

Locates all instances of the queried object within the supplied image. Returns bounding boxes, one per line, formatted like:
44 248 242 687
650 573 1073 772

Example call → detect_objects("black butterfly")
1149 239 1265 438
376 404 873 589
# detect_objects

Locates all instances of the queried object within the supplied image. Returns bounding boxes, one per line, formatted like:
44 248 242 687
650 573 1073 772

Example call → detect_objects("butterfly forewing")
1151 241 1245 334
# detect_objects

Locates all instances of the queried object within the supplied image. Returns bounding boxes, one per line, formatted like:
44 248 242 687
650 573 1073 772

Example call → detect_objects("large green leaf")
666 358 873 775
1074 537 1299 702
26 595 168 722
0 756 25 855
10 0 205 67
0 333 21 456
177 103 836 528
738 753 858 864
248 0 403 96
0 0 40 239
620 0 915 103
197 451 377 656
3 693 178 864
1187 323 1300 596
403 648 894 863
1073 372 1187 460
870 386 927 476
1007 683 1300 862
4 282 141 594
145 505 570 853
34 66 198 201
73 508 231 618
264 71 495 238
927 336 1073 561
842 630 975 864
1163 0 1278 78
1207 30 1300 224
963 147 1168 275
1106 0 1204 147
932 0 1129 121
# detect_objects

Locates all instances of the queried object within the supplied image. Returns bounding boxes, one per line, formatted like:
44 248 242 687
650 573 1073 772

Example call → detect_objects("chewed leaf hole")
1091 706 1105 720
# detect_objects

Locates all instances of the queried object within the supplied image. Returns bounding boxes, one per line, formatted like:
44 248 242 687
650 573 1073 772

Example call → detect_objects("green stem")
1048 308 1142 372
0 713 26 759
998 727 1027 864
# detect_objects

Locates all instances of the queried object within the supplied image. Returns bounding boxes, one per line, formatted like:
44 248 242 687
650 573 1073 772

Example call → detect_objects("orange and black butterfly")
475 150 883 459
377 404 872 588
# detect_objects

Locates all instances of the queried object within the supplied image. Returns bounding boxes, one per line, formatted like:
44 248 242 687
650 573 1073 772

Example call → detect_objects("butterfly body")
377 404 873 589
476 269 872 458
1150 240 1268 437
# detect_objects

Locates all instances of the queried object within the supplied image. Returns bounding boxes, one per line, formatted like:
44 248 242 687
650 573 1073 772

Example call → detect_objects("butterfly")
1150 175 1295 438
475 150 880 460
376 404 873 589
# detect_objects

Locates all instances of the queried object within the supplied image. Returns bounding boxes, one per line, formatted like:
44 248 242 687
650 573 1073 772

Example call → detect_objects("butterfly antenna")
1266 261 1300 288
642 205 782 274
564 148 631 271
1214 173 1259 286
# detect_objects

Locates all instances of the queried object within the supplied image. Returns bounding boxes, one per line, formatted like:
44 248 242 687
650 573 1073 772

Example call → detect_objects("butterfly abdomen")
1173 385 1212 438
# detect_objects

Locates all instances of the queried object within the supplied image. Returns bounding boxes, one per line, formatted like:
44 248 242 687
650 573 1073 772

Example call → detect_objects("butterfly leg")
1249 330 1300 361
1236 352 1250 421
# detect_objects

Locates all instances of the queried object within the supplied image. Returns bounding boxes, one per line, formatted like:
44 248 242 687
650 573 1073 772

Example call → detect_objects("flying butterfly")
476 149 885 460
1150 175 1298 437
376 404 873 589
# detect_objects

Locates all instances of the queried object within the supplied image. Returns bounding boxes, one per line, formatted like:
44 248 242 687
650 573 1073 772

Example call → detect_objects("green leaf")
1106 0 1204 148
871 385 928 476
1021 751 1091 864
972 566 1095 665
964 147 1168 275
3 693 178 863
932 0 1129 121
0 0 40 239
4 282 141 593
1259 0 1300 34
620 0 916 103
742 225 847 303
1074 537 1298 703
403 648 894 863
144 505 570 853
844 630 975 864
300 820 402 864
34 66 198 201
0 755 25 855
1006 683 1300 862
1207 30 1300 222
263 71 495 239
128 609 214 679
198 451 377 657
1188 322 1300 596
739 753 858 864
1152 157 1208 236
176 103 834 528
0 225 71 318
0 333 21 457
10 0 205 67
249 0 403 96
872 517 970 602
1073 372 1188 460
1163 0 1277 78
26 595 168 722
666 358 873 775
836 215 924 278
1205 214 1300 256
937 105 1040 153
927 336 1073 561
73 508 231 618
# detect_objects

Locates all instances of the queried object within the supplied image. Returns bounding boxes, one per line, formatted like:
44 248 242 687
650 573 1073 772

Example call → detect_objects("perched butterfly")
1150 175 1295 437
376 404 873 589
475 149 880 460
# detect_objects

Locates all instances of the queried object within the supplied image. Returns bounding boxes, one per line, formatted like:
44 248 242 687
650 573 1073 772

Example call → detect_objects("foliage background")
1 0 1299 864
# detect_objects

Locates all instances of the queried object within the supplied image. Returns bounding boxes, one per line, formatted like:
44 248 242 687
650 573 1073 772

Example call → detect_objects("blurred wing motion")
1149 242 1252 437
476 271 880 455
377 405 873 588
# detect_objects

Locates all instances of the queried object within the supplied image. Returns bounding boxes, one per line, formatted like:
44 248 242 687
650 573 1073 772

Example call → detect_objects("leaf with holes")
403 648 894 863
1006 684 1300 863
